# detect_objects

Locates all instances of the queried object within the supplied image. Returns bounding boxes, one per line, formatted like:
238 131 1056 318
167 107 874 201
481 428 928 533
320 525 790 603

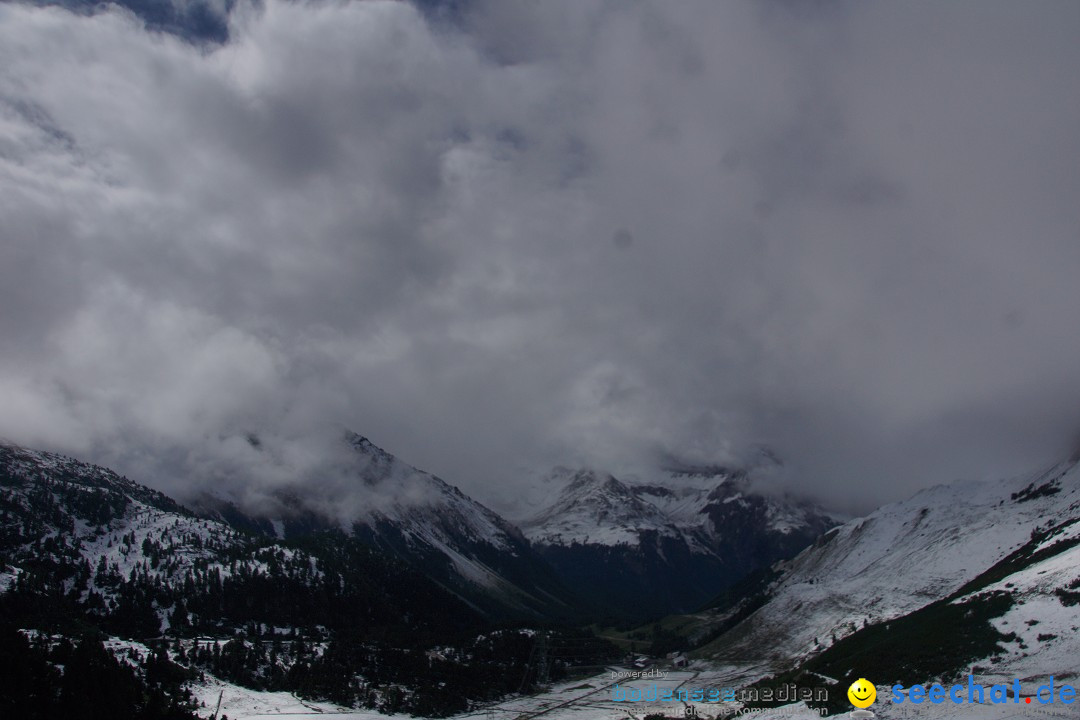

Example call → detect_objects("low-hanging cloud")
2 0 1080 515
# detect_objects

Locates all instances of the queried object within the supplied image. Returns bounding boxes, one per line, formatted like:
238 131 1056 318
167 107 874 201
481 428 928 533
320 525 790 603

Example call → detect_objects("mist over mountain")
171 431 833 620
0 441 623 714
156 430 583 619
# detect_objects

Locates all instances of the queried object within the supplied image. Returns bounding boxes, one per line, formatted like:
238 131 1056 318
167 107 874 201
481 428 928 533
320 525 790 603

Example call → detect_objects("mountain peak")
522 467 684 549
561 468 630 496
344 430 395 465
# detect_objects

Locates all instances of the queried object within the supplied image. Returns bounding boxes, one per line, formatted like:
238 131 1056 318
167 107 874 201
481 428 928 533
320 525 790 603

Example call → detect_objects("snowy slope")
1 437 574 621
521 469 696 548
697 457 1080 668
0 443 256 611
236 432 580 618
344 433 520 553
964 513 1080 687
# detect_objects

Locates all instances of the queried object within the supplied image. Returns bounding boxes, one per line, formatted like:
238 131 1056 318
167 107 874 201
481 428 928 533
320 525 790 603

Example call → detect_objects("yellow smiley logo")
847 678 876 708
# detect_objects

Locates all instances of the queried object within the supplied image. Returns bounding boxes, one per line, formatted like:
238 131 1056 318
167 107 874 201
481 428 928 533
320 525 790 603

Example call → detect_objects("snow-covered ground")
191 665 1078 720
977 529 1080 685
104 631 1080 720
191 675 402 719
194 665 779 720
0 565 19 591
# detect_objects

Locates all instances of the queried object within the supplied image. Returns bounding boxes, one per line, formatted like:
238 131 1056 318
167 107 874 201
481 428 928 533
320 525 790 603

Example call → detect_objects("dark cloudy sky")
2 0 1079 514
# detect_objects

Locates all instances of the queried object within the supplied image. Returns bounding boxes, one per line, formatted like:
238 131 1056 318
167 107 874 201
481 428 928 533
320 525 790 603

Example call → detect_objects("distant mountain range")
6 431 1080 716
2 434 834 629
520 465 837 618
0 431 843 627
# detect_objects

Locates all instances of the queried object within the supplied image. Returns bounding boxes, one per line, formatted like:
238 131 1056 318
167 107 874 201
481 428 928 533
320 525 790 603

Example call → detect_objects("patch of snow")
0 566 20 592
191 675 410 719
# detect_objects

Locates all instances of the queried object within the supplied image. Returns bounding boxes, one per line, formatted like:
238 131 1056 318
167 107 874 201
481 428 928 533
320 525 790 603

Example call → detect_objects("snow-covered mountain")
0 442 616 716
692 453 1080 702
0 435 576 626
340 432 577 618
523 468 706 548
0 441 478 632
520 465 836 618
187 431 578 619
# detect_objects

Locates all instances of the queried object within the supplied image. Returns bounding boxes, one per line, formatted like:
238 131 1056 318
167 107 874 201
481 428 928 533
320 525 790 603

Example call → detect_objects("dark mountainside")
0 443 615 717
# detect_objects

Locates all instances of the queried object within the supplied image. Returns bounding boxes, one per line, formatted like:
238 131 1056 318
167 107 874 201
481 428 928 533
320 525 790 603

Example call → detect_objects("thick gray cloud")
1 0 1079 514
